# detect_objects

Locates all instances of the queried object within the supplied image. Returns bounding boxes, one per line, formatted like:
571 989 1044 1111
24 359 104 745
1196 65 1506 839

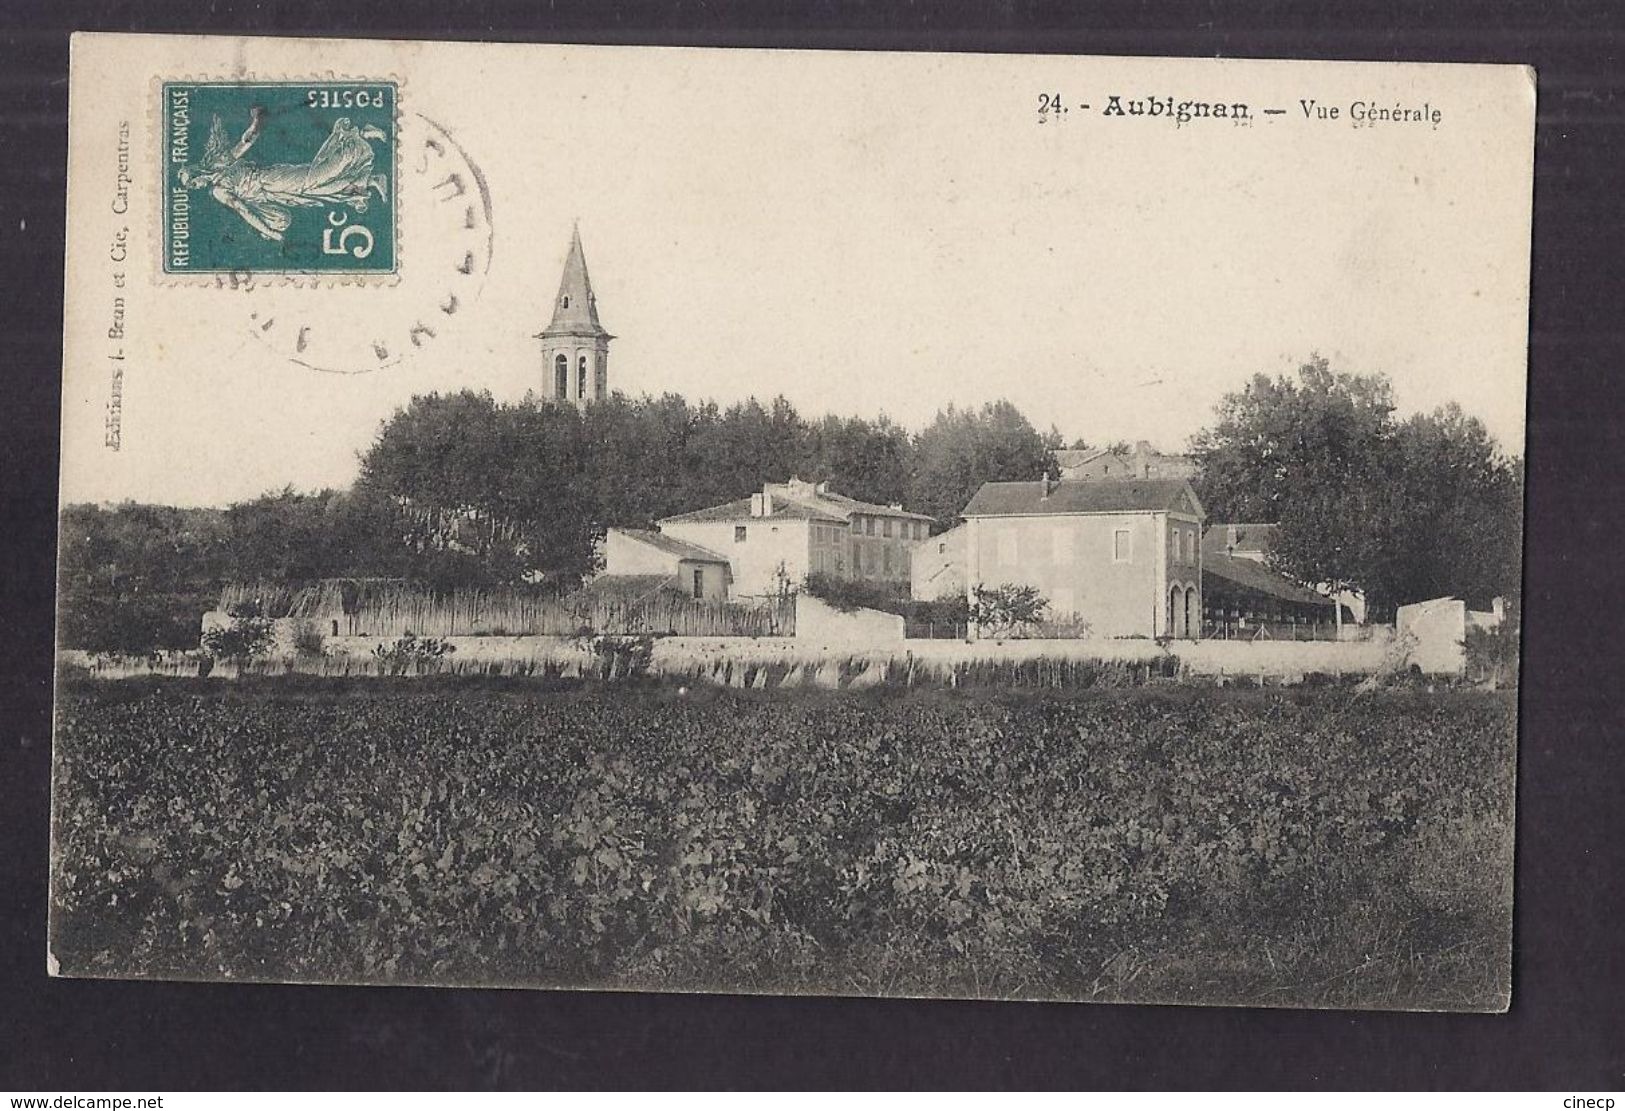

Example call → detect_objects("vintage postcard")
53 34 1534 1010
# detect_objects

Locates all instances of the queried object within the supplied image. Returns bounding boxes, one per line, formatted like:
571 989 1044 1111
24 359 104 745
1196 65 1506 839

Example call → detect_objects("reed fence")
218 581 795 638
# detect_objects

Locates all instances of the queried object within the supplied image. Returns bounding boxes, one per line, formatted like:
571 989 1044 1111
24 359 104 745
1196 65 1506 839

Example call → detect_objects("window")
734 525 747 543
578 356 588 399
866 518 875 536
1051 525 1073 563
998 528 1018 566
562 295 570 308
882 519 892 539
692 568 704 599
938 542 947 555
1113 528 1132 562
554 354 568 399
594 354 607 399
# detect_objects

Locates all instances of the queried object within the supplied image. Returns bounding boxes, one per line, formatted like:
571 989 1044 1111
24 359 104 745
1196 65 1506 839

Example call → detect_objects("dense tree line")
58 361 1522 650
355 390 1054 587
1191 356 1523 621
57 393 1053 649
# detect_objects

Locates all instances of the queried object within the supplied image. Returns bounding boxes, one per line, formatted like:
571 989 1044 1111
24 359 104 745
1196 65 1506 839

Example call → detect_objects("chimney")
750 485 773 517
1226 523 1238 555
1040 475 1055 499
816 480 830 496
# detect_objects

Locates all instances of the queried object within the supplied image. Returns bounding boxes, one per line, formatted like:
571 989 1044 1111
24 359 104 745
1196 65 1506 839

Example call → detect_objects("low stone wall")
80 621 1400 682
1397 597 1467 676
898 637 1393 676
324 633 586 662
793 595 905 648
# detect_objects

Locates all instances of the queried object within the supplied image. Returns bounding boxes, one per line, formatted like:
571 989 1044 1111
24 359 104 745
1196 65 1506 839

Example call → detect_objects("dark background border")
4 0 1622 1090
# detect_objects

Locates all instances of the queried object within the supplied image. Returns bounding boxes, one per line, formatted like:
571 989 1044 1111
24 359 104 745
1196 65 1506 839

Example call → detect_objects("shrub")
200 602 275 661
585 634 655 680
803 573 910 613
804 573 969 634
371 632 456 675
290 621 327 659
968 582 1048 638
1465 602 1519 688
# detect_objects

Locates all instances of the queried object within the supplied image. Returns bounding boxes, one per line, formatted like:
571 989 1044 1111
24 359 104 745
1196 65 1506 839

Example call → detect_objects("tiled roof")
658 498 847 525
1202 523 1279 555
612 528 729 563
1052 447 1112 469
782 488 934 522
1202 552 1334 608
961 478 1199 518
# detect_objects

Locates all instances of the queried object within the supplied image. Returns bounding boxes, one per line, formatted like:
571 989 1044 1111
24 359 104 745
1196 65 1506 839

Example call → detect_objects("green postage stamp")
162 81 398 275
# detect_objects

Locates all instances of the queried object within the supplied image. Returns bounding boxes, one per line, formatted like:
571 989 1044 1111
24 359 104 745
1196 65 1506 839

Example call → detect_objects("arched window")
562 295 570 309
578 355 588 399
554 353 568 399
595 353 607 399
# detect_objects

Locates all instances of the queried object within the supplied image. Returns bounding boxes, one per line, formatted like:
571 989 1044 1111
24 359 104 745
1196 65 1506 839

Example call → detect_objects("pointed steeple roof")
539 222 610 339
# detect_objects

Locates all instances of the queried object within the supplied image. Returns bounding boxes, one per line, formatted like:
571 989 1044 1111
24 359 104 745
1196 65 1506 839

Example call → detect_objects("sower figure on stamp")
178 107 390 242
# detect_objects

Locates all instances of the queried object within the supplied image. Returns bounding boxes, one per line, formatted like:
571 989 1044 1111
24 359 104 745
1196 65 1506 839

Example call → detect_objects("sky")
61 38 1535 507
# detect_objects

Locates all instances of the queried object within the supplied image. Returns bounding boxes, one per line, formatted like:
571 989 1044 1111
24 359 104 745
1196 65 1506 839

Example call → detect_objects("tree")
1189 357 1522 620
1190 356 1394 599
358 390 599 589
1367 404 1523 615
968 582 1048 638
56 502 232 651
910 401 1053 526
200 601 275 660
804 413 913 506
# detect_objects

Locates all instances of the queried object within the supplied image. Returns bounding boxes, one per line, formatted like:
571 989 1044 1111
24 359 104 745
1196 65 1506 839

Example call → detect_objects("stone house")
655 478 933 598
1054 440 1198 482
959 477 1205 639
599 528 733 601
911 522 967 601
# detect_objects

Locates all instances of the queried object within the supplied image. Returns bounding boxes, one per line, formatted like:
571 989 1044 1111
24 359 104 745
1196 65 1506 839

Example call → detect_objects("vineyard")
50 680 1515 1009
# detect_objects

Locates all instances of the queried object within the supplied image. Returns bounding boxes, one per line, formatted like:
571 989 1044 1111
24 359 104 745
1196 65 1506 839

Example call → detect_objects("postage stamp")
161 81 398 275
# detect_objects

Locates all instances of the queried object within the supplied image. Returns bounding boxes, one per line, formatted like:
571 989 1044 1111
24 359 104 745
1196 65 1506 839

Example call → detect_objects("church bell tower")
537 222 612 408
